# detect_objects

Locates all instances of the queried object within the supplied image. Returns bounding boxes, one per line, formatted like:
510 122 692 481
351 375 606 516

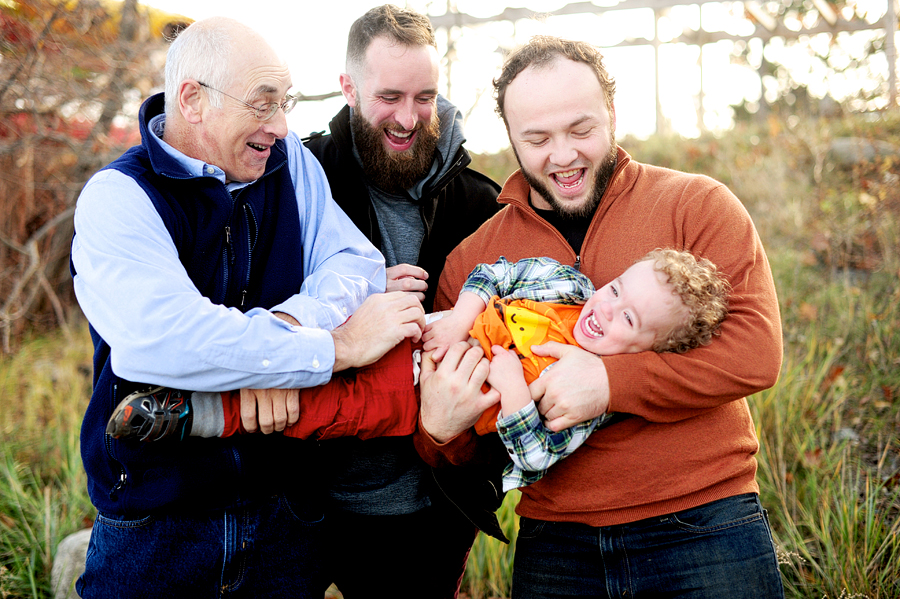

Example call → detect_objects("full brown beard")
351 108 441 193
516 131 618 220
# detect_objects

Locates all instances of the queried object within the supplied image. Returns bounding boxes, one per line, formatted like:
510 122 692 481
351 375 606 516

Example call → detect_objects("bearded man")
303 5 501 598
416 36 786 599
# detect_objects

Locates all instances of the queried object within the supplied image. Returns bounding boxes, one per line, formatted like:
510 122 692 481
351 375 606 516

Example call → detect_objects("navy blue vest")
78 94 317 515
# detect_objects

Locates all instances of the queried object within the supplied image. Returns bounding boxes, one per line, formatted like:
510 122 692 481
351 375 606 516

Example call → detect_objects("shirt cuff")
269 294 349 330
413 414 481 467
497 401 541 442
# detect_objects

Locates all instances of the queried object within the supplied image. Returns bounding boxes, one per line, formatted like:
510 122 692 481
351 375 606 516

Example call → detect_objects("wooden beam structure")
430 0 900 132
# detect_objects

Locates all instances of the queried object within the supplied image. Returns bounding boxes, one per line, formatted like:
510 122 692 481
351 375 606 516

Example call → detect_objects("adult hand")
386 264 428 304
240 388 300 434
419 342 500 443
331 291 425 372
529 342 610 432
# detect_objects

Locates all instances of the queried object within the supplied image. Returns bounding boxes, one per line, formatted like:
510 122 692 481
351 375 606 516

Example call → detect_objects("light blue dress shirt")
71 116 386 392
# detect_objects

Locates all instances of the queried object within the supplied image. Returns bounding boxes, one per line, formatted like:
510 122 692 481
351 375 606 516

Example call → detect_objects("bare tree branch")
0 3 65 105
0 1 179 352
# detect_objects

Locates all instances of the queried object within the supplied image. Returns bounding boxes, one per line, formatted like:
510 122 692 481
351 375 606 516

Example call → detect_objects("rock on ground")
51 528 92 599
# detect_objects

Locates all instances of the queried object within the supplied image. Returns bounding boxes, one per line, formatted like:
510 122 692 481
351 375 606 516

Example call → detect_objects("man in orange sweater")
416 36 785 598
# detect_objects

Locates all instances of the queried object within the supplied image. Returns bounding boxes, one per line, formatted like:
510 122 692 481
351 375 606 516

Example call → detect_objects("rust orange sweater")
417 149 783 527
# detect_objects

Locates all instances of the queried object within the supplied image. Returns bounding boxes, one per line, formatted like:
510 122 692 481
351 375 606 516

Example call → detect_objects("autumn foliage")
0 0 190 353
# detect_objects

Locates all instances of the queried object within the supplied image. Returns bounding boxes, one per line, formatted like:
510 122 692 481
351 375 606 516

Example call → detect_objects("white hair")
164 20 235 117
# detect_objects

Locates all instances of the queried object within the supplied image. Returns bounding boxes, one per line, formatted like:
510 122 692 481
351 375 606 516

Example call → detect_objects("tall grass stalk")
461 491 519 599
1 326 94 598
751 267 900 599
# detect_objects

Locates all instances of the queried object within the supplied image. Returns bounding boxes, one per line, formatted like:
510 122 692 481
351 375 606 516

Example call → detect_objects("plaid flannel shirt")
462 257 608 491
462 256 594 305
498 401 614 491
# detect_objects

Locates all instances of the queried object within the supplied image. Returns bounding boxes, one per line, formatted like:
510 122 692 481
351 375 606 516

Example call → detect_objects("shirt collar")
149 114 240 190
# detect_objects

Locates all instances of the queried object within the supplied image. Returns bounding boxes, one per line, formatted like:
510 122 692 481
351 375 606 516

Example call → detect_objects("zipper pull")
241 290 247 307
225 226 235 265
110 472 127 500
574 255 581 271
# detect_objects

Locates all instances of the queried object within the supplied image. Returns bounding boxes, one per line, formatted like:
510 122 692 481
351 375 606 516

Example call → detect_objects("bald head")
164 17 279 117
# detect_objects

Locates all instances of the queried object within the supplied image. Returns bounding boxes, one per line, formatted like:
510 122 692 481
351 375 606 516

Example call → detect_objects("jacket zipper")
522 204 579 267
240 203 257 308
106 383 128 500
223 187 238 305
413 150 469 249
426 151 467 196
106 433 127 499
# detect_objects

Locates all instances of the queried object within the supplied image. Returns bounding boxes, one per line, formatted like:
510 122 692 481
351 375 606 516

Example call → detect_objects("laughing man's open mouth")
553 168 586 189
384 127 416 151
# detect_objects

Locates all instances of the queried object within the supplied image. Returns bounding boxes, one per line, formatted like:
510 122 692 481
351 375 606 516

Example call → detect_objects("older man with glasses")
70 16 425 598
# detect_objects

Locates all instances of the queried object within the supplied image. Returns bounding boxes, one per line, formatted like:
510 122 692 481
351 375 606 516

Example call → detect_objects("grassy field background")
2 111 899 598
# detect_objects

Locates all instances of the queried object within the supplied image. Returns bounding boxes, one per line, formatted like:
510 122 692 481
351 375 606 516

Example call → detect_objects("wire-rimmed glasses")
198 82 298 121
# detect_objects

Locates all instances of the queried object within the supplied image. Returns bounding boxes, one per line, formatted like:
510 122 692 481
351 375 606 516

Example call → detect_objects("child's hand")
487 347 524 395
423 310 473 356
487 345 532 417
423 291 487 359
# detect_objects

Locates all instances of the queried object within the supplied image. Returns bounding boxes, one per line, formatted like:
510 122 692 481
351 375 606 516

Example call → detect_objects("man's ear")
339 73 358 108
179 80 205 124
609 101 617 131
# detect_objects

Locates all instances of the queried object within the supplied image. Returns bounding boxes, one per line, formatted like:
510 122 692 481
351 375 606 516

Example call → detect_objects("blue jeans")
512 493 784 599
77 494 329 598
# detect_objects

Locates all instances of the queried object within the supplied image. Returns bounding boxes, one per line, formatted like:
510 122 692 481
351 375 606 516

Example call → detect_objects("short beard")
516 132 618 220
351 108 440 193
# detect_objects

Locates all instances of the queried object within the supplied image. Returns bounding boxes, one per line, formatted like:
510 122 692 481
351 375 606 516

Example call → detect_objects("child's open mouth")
583 311 604 338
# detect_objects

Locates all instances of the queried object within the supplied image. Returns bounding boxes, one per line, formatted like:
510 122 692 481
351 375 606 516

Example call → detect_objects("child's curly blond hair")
642 249 730 354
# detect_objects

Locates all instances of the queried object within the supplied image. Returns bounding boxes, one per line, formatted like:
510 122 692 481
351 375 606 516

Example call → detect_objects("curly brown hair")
493 36 616 129
643 249 730 354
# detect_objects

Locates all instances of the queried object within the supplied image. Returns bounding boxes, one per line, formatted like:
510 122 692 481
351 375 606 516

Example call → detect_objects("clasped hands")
419 323 611 444
241 286 426 434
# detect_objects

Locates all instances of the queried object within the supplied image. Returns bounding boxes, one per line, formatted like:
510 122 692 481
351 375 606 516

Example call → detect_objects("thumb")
528 374 546 403
544 415 573 433
431 344 448 363
481 386 501 409
530 340 569 359
490 345 510 359
419 350 438 384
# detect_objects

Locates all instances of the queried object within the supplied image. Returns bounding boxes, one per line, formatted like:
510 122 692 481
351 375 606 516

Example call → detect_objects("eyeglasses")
198 82 299 121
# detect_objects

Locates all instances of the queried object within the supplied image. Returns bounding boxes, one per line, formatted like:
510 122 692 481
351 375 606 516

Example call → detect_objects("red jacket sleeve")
220 339 419 441
291 338 418 441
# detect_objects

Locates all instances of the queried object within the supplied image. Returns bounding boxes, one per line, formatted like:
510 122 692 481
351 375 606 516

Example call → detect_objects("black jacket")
304 104 510 542
304 104 502 312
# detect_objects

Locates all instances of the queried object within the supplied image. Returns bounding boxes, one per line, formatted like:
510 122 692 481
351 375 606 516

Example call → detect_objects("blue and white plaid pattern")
497 402 613 491
462 257 609 491
462 257 594 305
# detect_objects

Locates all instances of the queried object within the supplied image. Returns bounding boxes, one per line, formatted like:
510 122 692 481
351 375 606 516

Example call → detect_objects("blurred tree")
732 0 894 119
0 0 191 353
